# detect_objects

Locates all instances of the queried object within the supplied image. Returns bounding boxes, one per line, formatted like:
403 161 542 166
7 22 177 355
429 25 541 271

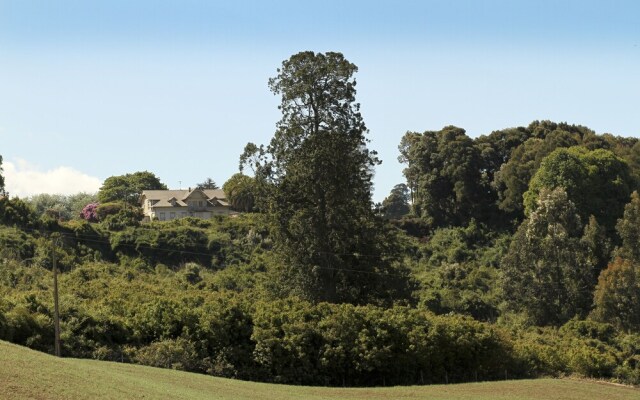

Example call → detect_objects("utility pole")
52 236 61 357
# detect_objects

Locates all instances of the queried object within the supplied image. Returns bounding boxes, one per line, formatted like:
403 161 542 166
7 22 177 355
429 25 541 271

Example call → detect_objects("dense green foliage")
0 145 638 385
493 122 595 217
222 173 257 212
399 126 483 227
1 251 639 386
25 193 97 221
1 52 640 388
592 258 640 333
0 197 37 229
381 183 411 219
98 171 167 205
524 147 633 233
502 188 595 326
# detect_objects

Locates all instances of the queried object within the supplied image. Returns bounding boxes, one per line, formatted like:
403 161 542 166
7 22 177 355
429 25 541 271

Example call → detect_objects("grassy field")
1 340 638 400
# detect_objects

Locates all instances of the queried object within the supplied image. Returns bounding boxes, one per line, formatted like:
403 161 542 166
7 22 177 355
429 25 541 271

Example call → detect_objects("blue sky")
0 1 639 201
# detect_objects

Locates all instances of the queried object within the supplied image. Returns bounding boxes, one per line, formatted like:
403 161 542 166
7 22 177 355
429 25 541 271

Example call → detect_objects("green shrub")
133 337 201 371
101 207 143 231
196 294 255 379
0 308 9 340
503 328 566 377
251 298 323 384
251 301 515 386
180 263 202 285
613 333 640 385
129 298 198 343
111 225 211 267
560 319 616 344
5 306 53 352
154 263 172 277
60 220 113 261
565 340 617 377
0 227 35 261
96 202 125 220
511 324 622 380
0 197 37 228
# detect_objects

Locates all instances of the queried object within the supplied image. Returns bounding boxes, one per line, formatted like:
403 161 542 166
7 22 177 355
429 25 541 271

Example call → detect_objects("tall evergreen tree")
248 51 403 304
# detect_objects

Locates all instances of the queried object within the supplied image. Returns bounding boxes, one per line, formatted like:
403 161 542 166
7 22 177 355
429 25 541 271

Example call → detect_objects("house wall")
149 206 230 221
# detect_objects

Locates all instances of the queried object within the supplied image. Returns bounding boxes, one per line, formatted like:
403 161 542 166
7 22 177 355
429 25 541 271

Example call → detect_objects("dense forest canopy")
0 52 639 387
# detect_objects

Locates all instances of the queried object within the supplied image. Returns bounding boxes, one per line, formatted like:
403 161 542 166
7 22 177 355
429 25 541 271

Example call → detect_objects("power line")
20 225 408 261
12 225 411 278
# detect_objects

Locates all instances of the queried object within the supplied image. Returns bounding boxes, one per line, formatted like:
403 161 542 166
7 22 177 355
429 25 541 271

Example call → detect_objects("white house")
140 188 231 221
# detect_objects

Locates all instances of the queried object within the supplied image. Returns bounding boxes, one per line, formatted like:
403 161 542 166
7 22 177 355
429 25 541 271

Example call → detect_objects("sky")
0 0 639 201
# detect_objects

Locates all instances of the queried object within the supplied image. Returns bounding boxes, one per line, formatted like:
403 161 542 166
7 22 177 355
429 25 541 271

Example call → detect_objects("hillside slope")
1 341 638 400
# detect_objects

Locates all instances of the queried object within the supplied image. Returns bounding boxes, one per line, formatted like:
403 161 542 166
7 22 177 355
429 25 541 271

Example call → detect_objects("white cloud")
3 158 101 197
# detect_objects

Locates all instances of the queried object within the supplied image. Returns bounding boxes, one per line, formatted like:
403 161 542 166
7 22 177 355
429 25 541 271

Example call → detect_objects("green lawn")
1 340 638 400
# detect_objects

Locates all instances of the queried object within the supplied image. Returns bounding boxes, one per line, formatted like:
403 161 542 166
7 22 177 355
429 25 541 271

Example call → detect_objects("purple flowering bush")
81 202 100 222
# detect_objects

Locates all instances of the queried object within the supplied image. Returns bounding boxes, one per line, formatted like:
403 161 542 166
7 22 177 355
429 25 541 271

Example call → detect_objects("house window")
198 200 203 207
170 212 176 219
181 212 187 217
159 212 165 220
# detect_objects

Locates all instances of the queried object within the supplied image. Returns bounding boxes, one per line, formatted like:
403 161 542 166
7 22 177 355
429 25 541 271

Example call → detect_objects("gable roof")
152 198 187 208
182 189 210 201
141 189 226 204
209 198 229 207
